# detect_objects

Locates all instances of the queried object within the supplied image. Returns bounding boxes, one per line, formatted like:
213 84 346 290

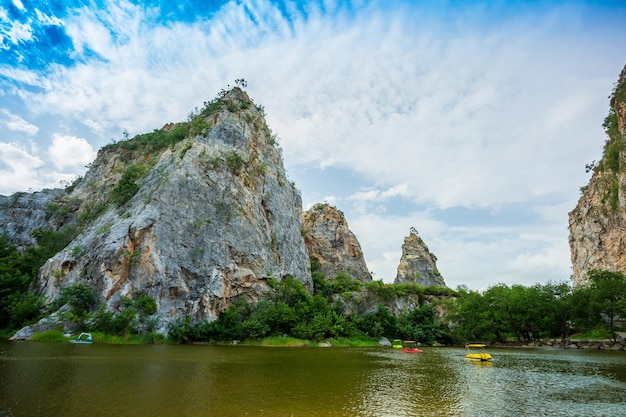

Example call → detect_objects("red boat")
401 340 423 353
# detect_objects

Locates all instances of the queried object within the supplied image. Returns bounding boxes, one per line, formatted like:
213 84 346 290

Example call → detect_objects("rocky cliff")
569 65 626 285
4 87 312 332
0 188 69 249
301 203 372 282
394 228 446 287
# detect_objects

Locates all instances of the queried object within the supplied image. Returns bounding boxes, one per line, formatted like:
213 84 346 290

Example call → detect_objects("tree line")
1 232 625 344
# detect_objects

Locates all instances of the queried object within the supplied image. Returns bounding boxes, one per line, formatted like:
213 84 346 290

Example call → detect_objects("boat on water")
464 343 492 361
69 332 93 344
401 340 423 353
392 339 403 349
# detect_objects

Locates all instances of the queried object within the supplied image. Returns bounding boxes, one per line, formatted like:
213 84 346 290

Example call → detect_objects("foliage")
111 164 147 206
90 294 158 336
595 71 626 209
224 151 245 175
189 116 211 137
396 304 450 345
136 294 158 316
357 305 397 339
179 142 193 159
583 269 626 342
0 230 76 332
60 284 96 317
30 330 68 342
169 276 357 343
105 123 189 155
329 272 362 294
449 276 626 343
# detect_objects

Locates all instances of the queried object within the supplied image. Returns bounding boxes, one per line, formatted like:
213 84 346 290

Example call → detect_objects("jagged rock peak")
301 203 372 282
15 85 312 333
394 227 445 287
569 64 626 285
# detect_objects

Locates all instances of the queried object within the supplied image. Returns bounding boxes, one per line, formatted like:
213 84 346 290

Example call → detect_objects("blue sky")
1 0 626 290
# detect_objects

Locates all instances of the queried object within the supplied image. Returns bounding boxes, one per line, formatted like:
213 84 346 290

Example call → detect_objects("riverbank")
489 338 626 351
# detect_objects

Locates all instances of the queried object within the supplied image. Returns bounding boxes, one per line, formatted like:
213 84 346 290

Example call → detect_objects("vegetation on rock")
588 69 626 208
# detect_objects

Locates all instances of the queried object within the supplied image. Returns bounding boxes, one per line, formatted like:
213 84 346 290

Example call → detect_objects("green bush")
136 294 157 316
60 284 96 317
111 164 146 206
105 123 189 155
7 292 43 329
189 117 211 137
224 151 245 175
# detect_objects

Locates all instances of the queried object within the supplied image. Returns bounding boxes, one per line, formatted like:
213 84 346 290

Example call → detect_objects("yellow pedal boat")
464 343 492 361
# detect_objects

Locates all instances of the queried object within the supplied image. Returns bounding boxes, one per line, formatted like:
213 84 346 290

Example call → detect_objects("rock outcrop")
569 65 626 285
302 203 372 282
0 188 68 249
3 87 312 333
394 228 446 287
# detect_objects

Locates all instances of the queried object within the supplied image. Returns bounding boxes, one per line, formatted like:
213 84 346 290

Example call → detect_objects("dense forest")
2 232 625 344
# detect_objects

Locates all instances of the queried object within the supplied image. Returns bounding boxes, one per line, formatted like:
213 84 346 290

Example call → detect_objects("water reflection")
1 342 625 416
359 348 466 416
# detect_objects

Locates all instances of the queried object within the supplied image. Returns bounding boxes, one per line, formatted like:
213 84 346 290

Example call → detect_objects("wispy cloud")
1 110 38 135
0 0 624 288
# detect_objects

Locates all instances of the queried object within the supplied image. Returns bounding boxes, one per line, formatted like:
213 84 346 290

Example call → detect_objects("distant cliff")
569 65 626 285
394 228 446 287
302 203 372 282
2 87 311 333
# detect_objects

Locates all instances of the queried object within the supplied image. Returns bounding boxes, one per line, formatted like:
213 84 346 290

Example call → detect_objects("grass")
30 330 69 342
570 328 614 340
28 330 165 344
239 336 381 347
322 338 380 347
24 332 385 347
248 336 311 347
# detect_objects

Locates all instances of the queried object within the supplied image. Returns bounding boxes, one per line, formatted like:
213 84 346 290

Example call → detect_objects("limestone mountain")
301 203 372 282
394 228 446 287
569 65 626 285
3 87 312 333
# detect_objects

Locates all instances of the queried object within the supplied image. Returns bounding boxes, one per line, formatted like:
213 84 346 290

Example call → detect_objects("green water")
1 341 625 416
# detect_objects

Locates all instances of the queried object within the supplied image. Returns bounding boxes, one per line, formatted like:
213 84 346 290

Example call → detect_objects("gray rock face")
0 188 68 248
302 203 372 282
17 87 311 333
394 228 445 287
569 65 626 286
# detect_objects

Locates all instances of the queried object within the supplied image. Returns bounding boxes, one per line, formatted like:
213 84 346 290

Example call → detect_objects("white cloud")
2 20 32 45
2 0 625 289
348 184 409 204
348 208 572 289
1 110 38 135
349 211 446 283
0 66 41 89
12 0 25 11
48 134 96 170
0 142 45 194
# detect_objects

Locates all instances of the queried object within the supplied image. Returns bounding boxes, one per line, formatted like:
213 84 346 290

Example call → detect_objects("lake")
1 341 625 416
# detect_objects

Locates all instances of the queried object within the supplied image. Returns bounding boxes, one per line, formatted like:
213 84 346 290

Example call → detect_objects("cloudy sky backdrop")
1 0 626 290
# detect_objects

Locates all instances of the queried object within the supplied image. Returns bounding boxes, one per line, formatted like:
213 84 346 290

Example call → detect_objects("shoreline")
487 338 626 351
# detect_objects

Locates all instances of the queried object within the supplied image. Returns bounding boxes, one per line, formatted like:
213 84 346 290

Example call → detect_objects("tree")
586 269 626 342
450 287 494 342
534 281 574 342
396 304 447 345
